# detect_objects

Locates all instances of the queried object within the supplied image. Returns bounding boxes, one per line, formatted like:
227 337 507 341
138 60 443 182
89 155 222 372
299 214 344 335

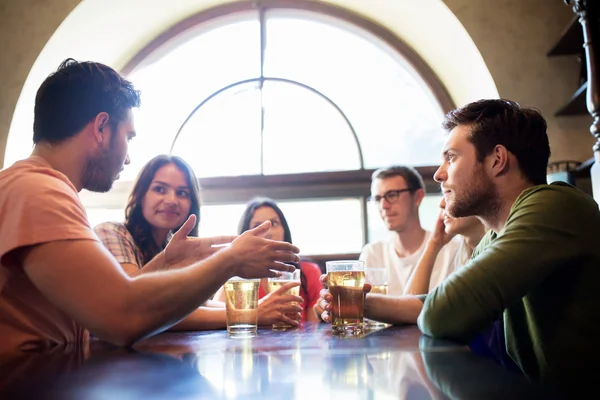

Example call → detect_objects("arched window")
83 1 453 257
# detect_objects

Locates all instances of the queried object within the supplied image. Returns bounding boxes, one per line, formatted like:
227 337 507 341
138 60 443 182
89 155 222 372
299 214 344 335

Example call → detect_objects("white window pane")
200 199 363 255
262 81 360 174
86 208 125 228
123 16 261 181
367 194 443 244
278 199 363 255
199 204 247 237
265 13 445 169
171 82 261 177
120 12 446 181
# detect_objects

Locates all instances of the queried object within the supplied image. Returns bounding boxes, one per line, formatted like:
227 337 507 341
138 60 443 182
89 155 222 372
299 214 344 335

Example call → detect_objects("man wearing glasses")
360 166 460 295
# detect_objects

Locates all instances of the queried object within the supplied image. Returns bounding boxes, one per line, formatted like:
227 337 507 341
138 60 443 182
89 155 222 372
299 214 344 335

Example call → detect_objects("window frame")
114 0 452 260
121 0 454 113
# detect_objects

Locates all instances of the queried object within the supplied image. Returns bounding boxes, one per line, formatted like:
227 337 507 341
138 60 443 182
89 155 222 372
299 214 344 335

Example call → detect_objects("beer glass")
268 269 301 331
326 260 365 334
364 266 388 327
225 277 260 337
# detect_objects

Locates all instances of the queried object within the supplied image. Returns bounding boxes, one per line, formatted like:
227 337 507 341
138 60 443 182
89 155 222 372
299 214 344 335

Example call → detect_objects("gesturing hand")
257 281 303 326
227 221 300 279
164 215 237 268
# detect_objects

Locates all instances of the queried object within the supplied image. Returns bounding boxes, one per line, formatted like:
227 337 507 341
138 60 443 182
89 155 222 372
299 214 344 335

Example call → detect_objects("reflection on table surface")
0 322 557 399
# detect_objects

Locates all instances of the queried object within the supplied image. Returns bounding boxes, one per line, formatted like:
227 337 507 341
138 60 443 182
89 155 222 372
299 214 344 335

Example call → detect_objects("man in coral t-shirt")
0 59 300 354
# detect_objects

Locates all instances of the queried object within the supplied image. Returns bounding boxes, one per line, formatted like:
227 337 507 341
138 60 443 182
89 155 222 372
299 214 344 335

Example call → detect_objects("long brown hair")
125 155 201 263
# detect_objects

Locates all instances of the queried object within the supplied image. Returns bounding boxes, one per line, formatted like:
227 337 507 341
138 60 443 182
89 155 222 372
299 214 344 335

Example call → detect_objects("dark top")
418 182 600 385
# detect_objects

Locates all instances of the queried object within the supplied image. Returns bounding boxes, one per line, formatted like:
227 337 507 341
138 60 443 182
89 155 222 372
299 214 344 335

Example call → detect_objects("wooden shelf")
548 17 583 57
555 81 588 116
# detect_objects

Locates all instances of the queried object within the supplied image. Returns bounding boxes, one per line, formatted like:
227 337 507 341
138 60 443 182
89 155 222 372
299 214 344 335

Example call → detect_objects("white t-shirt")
359 231 462 295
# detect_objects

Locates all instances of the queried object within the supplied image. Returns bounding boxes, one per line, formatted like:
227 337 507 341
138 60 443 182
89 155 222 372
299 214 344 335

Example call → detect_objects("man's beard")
81 145 121 193
447 168 499 219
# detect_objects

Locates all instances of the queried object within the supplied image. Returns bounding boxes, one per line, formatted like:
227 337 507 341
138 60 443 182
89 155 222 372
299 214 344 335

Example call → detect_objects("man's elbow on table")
417 307 472 344
87 295 181 348
90 315 143 347
95 329 140 348
91 313 171 348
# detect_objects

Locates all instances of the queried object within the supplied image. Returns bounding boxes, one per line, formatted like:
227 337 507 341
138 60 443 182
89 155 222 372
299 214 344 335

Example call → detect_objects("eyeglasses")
369 188 415 204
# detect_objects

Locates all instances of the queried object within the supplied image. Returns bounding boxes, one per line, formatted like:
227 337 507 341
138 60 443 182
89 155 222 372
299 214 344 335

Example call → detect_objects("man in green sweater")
319 99 600 386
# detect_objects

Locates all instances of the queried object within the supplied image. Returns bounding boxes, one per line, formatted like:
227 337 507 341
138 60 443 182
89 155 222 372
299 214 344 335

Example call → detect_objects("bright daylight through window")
84 6 448 255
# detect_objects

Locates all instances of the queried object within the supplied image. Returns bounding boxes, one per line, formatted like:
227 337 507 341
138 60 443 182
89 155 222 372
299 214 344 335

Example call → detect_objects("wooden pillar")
566 0 600 201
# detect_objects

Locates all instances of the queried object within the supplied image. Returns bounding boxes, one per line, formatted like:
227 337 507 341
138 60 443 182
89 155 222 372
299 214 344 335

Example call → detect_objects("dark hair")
442 99 551 185
125 155 201 264
33 58 141 144
238 197 307 295
238 197 292 242
371 165 425 192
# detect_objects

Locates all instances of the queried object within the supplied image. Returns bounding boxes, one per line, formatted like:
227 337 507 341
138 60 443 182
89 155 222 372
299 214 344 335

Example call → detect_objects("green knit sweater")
417 182 600 384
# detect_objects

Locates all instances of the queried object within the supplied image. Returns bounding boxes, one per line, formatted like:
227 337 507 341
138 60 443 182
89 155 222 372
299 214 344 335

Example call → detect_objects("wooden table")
0 322 553 399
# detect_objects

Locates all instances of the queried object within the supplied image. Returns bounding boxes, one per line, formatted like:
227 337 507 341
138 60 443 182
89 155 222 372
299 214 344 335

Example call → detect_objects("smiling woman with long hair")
97 154 201 275
94 155 303 330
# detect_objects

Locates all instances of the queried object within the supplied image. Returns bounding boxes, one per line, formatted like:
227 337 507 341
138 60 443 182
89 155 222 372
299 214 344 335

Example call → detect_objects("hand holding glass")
326 260 365 334
268 269 301 331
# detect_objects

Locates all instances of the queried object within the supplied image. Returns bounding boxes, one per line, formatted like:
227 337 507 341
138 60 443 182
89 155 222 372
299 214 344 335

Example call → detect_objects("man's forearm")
365 293 423 325
131 252 167 276
168 307 227 331
133 251 203 277
203 299 225 308
124 250 236 342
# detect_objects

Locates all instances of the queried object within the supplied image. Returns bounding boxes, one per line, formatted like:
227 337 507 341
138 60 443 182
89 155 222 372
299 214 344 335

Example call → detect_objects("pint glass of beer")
364 266 388 327
326 260 365 334
225 277 260 337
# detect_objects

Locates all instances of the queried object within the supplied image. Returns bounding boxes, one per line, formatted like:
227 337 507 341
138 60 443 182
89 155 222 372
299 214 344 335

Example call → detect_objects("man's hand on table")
312 274 371 323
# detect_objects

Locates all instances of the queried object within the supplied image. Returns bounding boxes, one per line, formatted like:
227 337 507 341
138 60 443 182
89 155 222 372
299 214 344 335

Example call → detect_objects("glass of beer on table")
326 260 365 334
364 266 388 327
225 277 260 338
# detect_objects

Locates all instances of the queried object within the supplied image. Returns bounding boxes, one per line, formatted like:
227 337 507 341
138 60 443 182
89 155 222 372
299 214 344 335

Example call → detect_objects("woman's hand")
164 215 237 268
429 209 455 248
257 281 303 326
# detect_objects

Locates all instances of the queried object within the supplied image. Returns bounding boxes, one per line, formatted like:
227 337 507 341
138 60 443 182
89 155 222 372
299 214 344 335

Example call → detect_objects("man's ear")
93 112 110 143
413 188 425 208
489 144 510 178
